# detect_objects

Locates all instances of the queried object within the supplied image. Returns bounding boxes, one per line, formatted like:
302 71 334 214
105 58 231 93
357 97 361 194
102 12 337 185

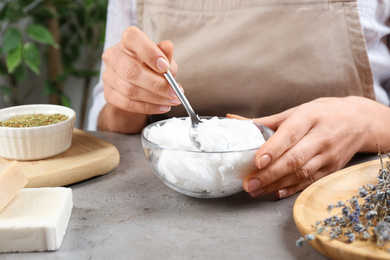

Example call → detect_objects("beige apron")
137 0 375 118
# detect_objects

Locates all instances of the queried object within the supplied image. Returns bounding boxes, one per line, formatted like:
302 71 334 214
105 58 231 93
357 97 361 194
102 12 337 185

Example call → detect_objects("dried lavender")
296 150 390 251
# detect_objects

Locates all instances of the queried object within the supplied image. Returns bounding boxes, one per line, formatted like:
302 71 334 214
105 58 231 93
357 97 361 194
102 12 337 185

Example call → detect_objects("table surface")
1 131 378 260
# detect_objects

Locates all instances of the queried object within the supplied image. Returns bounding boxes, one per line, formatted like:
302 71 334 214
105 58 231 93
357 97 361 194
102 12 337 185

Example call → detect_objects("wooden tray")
293 159 390 260
0 129 120 187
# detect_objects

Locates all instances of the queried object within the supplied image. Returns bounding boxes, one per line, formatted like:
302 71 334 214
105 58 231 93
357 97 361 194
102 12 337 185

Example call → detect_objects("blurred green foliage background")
0 0 108 128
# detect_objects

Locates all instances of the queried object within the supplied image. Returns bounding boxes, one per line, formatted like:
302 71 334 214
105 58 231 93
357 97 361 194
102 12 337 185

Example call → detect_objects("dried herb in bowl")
0 114 69 128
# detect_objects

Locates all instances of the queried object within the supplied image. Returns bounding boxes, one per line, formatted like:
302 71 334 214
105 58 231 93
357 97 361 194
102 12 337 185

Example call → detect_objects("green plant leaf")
57 73 68 83
0 61 6 76
13 65 27 82
0 86 12 102
73 69 99 78
43 80 53 96
0 86 12 95
2 27 23 53
60 95 71 107
0 3 8 21
23 42 41 75
16 0 35 8
99 30 106 45
84 0 94 10
44 79 60 96
1 2 24 22
51 0 76 7
6 44 22 73
43 80 71 107
29 5 58 20
26 24 59 48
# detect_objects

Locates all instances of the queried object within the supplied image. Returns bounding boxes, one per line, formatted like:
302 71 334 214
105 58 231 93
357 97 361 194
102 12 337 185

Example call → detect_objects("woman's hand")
98 26 181 134
228 96 390 199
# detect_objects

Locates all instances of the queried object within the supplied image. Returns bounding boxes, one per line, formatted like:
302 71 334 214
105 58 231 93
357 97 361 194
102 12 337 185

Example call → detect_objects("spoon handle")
163 70 201 124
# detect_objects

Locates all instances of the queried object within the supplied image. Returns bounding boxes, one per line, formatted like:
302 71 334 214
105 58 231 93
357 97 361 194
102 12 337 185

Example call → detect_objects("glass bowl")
141 117 274 198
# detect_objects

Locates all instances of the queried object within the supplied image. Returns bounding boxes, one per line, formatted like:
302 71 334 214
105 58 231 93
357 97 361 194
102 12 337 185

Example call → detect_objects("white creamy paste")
146 117 266 197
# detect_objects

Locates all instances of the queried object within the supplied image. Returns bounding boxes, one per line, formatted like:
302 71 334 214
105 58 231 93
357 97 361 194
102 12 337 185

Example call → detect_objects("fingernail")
245 179 261 192
169 89 177 98
159 105 171 112
278 189 288 199
258 154 271 169
170 99 181 104
156 57 169 72
169 87 184 99
250 188 265 197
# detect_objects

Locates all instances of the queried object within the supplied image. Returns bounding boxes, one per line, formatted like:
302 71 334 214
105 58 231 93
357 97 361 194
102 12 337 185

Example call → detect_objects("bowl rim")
0 104 76 130
141 116 274 154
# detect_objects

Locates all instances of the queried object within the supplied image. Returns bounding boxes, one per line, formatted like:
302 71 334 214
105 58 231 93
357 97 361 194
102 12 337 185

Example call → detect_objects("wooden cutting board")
293 159 390 260
0 129 120 187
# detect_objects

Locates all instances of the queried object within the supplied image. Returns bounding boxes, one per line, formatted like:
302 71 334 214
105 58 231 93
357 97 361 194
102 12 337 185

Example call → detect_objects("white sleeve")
358 0 390 106
87 0 137 131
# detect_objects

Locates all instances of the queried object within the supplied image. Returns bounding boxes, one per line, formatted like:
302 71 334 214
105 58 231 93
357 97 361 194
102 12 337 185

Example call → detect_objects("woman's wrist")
347 96 390 153
97 104 148 134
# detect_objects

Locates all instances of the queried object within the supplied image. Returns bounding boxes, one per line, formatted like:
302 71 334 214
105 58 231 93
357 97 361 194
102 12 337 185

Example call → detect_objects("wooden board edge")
25 146 120 188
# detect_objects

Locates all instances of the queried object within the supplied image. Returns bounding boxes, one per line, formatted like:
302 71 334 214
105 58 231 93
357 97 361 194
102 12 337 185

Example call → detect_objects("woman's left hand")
228 96 390 199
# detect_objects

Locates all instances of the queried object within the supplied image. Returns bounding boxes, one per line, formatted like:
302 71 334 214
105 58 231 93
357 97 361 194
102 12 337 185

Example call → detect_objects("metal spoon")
164 70 202 149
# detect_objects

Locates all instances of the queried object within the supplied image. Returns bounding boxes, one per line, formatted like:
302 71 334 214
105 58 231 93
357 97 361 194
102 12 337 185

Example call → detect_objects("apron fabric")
137 0 375 118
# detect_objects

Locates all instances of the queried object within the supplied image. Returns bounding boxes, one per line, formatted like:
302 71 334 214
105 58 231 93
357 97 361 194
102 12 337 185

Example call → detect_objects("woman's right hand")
98 26 181 134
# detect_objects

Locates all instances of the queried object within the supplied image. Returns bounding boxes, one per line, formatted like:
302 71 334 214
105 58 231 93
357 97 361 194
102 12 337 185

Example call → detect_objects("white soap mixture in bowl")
141 117 274 198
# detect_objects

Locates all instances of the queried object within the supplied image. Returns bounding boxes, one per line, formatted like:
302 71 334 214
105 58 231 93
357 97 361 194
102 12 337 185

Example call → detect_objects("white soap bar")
0 187 73 253
0 161 28 211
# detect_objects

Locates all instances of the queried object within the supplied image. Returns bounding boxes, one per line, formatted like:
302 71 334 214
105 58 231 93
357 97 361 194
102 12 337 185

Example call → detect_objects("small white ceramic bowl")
141 117 274 198
0 104 76 160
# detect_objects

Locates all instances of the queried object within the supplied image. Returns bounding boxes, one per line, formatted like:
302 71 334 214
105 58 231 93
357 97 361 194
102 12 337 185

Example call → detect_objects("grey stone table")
2 131 378 260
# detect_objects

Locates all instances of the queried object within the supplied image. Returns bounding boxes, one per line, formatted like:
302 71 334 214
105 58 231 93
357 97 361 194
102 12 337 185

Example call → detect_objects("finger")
253 107 313 170
104 46 175 98
103 80 172 115
244 132 322 194
226 112 290 134
103 66 181 106
157 40 179 75
157 40 183 99
246 154 325 197
121 26 170 73
226 114 250 120
251 108 294 133
158 41 174 63
276 167 332 199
